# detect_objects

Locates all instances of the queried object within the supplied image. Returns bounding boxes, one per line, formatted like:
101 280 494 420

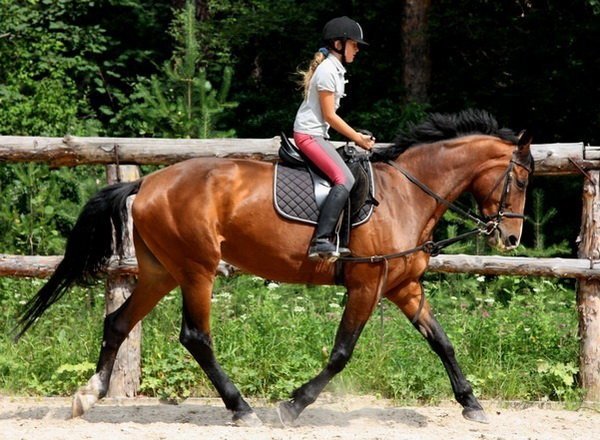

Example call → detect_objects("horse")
16 109 533 426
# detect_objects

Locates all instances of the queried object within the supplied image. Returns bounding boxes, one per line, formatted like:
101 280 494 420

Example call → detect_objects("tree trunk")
577 170 600 401
401 0 432 104
105 164 142 398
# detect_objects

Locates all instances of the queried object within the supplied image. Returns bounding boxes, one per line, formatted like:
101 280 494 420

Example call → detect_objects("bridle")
481 153 532 220
339 146 533 263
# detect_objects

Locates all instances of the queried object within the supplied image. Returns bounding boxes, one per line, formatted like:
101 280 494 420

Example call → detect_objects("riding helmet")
322 16 368 45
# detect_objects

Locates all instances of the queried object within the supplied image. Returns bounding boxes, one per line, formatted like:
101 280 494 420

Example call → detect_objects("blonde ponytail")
298 48 328 100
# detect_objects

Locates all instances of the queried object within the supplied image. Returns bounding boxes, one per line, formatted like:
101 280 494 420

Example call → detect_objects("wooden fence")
1 136 599 401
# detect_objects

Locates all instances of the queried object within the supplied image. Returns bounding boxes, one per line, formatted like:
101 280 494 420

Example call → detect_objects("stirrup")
308 238 337 261
308 239 350 262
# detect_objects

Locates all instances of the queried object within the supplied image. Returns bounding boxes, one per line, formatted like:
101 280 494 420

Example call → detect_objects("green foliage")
530 188 557 250
139 346 201 403
202 0 331 137
0 165 103 255
352 100 430 143
114 1 237 138
421 274 580 402
587 0 600 14
0 1 171 256
0 0 107 136
537 360 579 401
0 0 175 136
0 273 581 404
522 189 571 257
0 278 104 395
52 361 96 392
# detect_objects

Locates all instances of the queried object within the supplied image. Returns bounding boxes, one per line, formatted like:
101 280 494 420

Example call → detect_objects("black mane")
371 109 519 162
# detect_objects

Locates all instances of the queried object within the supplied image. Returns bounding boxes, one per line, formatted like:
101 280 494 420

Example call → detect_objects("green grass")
0 273 581 404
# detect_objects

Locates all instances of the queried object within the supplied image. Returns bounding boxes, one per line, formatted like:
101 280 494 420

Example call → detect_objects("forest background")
0 0 599 404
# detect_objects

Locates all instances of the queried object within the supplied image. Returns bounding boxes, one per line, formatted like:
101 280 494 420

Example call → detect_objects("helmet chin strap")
329 39 348 64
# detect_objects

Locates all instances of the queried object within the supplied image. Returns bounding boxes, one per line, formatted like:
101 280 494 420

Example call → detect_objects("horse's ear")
517 129 533 154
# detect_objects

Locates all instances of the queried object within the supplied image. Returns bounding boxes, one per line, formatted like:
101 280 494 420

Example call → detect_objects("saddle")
274 134 378 245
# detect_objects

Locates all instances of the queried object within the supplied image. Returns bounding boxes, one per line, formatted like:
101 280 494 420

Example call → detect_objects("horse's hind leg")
178 273 261 427
385 281 488 423
72 233 177 417
277 283 380 425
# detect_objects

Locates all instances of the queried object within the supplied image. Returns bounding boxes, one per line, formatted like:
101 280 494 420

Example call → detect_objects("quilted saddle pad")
273 162 376 226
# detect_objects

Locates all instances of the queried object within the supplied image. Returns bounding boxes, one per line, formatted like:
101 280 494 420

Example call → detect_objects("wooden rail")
0 136 282 166
0 254 231 278
2 253 600 280
0 136 594 175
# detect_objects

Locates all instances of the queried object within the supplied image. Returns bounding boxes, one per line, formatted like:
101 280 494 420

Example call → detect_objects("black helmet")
322 16 368 46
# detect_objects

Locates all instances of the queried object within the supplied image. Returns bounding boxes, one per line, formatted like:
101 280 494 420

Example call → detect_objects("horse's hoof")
71 374 103 418
462 407 489 424
276 401 298 427
71 390 98 418
232 411 263 427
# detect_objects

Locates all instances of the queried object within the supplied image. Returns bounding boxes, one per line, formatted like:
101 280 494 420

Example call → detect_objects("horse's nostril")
507 235 519 247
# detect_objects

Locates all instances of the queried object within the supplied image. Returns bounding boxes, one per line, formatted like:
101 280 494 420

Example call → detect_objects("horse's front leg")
386 280 488 423
277 282 380 425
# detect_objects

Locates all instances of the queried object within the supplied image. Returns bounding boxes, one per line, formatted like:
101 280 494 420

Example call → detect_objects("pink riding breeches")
293 132 355 191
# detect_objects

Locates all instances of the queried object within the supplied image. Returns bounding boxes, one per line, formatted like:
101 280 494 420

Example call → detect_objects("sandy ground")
1 394 599 440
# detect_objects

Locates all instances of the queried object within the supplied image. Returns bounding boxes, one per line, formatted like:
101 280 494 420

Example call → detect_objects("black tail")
14 180 142 340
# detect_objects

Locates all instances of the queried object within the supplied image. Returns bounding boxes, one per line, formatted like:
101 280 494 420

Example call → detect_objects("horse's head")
471 130 534 251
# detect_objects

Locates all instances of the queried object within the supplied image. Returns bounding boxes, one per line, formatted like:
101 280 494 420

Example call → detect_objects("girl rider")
293 16 375 261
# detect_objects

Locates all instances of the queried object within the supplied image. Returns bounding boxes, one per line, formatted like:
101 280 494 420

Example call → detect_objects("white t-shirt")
293 55 347 138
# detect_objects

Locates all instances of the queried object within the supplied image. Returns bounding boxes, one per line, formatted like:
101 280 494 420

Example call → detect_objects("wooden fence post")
105 164 141 397
577 170 600 401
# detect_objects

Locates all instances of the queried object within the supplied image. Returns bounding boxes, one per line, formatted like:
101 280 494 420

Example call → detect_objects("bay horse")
16 109 533 426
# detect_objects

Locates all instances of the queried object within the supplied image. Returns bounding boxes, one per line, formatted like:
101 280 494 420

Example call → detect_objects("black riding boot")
308 184 351 261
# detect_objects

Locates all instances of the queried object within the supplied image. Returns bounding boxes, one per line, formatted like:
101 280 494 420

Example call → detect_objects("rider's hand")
355 132 376 150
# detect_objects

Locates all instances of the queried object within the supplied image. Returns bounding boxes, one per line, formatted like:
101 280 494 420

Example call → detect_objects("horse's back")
134 157 271 213
130 158 273 265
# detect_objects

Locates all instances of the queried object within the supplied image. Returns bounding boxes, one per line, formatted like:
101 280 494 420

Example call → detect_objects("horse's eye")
515 179 527 190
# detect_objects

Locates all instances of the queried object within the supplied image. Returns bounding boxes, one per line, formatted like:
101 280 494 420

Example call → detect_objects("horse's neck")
391 138 500 239
397 140 481 201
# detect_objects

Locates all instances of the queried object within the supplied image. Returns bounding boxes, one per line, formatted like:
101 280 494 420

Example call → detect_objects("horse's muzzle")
487 227 521 251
